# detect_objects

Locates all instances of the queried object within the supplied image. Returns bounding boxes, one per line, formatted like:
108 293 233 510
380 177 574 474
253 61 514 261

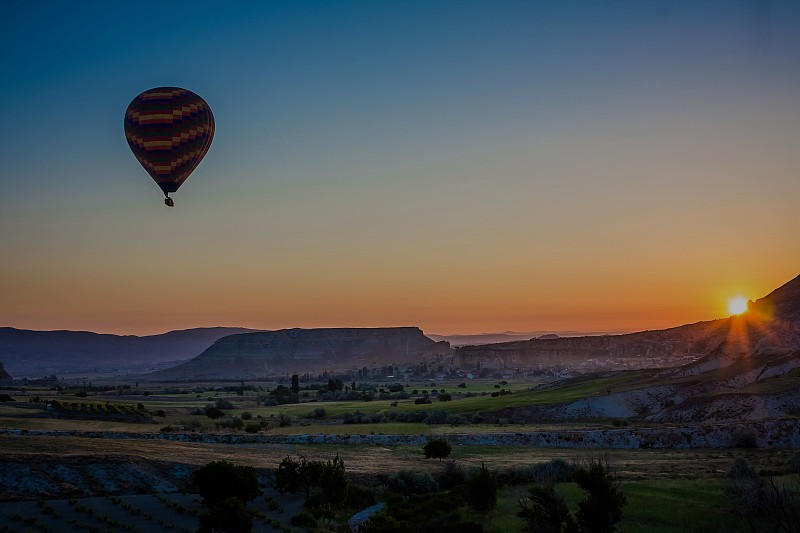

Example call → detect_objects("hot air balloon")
124 87 214 206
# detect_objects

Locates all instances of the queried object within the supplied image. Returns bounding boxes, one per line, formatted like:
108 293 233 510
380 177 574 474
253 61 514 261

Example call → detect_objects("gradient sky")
1 1 799 336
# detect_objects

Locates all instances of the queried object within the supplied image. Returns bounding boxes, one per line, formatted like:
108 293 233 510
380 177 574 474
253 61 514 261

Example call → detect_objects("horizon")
2 2 799 336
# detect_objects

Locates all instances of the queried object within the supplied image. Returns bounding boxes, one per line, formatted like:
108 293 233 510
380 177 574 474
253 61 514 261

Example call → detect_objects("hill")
0 327 258 377
456 274 800 372
150 327 451 380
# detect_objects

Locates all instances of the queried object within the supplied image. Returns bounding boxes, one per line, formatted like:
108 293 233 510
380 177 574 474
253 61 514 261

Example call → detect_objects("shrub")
572 457 626 533
197 497 252 533
465 463 497 513
388 470 439 495
725 457 800 532
437 460 466 490
215 398 235 410
731 426 758 448
244 423 261 434
423 438 452 461
498 459 572 487
192 460 260 507
241 411 252 420
290 510 316 528
517 483 575 533
275 455 324 501
319 455 349 507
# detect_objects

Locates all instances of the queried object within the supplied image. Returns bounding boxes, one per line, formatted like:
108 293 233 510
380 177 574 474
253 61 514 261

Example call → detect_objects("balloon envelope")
124 87 214 195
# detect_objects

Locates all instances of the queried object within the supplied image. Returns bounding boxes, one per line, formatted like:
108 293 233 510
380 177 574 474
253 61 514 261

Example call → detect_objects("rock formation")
152 327 451 380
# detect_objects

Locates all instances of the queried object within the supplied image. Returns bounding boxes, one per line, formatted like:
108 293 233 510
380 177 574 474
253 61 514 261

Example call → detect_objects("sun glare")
728 297 748 316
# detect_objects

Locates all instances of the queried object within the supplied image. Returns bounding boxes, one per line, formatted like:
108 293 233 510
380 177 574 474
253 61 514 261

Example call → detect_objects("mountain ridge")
0 327 261 377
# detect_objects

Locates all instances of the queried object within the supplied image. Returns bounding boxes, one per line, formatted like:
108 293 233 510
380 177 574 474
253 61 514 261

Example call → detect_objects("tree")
319 455 349 507
465 463 497 513
197 496 252 533
192 460 260 507
276 455 324 501
423 438 452 461
291 374 300 394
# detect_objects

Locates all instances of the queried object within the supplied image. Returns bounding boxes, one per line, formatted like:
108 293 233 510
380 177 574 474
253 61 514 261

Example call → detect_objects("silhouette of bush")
290 509 316 528
725 457 800 532
437 460 466 490
518 457 624 533
192 460 259 507
423 437 452 461
464 463 497 513
731 426 758 448
572 457 626 533
517 483 575 533
388 469 439 495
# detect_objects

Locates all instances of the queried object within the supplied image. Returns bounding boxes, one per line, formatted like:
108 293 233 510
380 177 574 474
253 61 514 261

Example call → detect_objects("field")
0 372 797 531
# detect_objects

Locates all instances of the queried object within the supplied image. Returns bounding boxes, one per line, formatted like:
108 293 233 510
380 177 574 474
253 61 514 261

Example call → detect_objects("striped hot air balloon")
124 87 214 206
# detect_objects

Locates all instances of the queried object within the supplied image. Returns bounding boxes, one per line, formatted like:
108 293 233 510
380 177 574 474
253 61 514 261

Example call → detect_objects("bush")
423 438 452 461
465 463 497 513
241 411 252 420
498 459 572 487
319 455 349 507
572 457 626 533
731 426 758 448
517 483 575 533
197 497 252 533
215 398 235 410
388 470 439 495
425 409 449 425
725 457 800 532
437 460 466 490
309 407 326 419
244 423 261 434
192 461 260 507
275 455 324 501
290 510 316 528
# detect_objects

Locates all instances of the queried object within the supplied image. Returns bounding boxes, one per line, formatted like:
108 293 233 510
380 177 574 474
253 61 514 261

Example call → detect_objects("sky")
1 1 799 336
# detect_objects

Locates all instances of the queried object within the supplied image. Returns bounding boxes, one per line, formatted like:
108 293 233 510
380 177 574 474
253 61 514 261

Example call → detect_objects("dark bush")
731 426 758 448
437 460 466 490
572 457 626 533
290 510 316 528
192 461 259 507
464 463 497 513
197 497 252 533
424 438 452 461
517 483 575 533
388 470 439 495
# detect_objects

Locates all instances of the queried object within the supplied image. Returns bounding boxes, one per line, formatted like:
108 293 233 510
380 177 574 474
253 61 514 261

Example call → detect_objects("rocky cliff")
152 327 451 380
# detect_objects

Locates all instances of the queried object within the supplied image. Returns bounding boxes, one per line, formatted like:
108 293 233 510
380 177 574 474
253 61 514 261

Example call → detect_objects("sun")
728 297 748 316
